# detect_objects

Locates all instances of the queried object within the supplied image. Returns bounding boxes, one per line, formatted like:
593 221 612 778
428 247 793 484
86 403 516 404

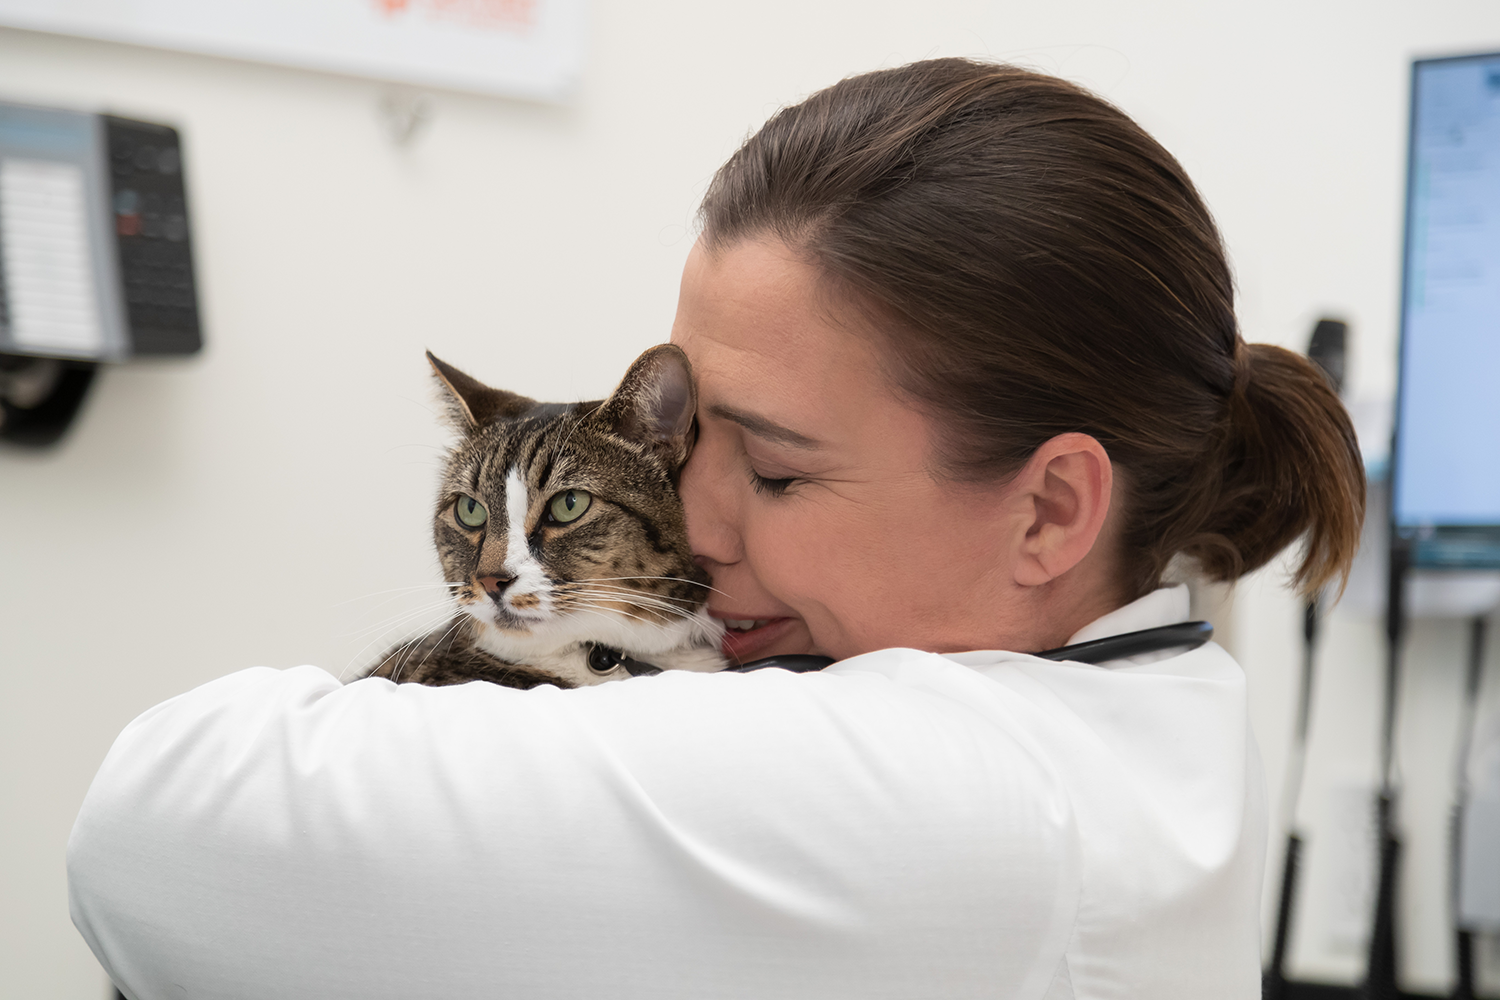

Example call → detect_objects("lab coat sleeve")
67 662 1078 1000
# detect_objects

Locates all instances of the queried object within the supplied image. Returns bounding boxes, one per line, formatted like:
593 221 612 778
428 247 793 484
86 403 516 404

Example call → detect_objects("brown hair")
699 58 1364 600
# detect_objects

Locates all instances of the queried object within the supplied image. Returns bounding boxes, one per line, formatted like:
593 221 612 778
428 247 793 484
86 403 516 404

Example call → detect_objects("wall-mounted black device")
0 100 201 447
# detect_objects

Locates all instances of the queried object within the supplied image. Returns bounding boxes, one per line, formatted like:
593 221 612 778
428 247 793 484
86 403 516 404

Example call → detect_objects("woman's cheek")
744 509 820 594
774 514 846 594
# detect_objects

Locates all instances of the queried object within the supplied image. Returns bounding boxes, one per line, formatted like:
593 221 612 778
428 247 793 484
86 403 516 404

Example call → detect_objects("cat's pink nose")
478 575 515 597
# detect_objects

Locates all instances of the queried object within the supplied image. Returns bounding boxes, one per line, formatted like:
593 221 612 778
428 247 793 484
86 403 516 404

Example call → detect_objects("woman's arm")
69 662 1076 1000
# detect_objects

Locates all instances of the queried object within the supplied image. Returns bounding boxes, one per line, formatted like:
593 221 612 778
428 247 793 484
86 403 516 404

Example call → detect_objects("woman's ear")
1008 433 1114 588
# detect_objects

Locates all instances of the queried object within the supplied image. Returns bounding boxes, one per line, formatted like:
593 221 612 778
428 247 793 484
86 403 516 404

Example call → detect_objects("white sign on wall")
0 0 586 103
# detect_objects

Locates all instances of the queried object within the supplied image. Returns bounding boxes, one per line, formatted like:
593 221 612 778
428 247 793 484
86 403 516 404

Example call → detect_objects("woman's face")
671 238 1040 663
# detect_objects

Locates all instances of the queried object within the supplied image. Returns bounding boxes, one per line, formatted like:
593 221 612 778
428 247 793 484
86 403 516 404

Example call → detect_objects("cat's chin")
457 601 548 635
467 605 724 664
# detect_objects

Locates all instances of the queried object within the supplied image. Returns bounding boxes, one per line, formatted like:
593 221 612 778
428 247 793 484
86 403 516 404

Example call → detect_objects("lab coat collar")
1063 584 1191 647
939 584 1196 670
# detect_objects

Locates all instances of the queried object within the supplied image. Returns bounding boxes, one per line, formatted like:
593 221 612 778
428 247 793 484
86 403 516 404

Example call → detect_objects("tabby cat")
365 345 727 689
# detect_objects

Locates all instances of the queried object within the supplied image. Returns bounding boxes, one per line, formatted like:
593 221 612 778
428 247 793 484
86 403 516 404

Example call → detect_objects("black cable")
1363 534 1409 1000
728 622 1216 674
1451 615 1488 1000
1265 597 1320 1000
1030 620 1213 663
1455 930 1476 1000
0 354 98 448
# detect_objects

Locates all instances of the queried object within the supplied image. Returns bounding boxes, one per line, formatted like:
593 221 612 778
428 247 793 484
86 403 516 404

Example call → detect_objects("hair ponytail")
1179 344 1366 595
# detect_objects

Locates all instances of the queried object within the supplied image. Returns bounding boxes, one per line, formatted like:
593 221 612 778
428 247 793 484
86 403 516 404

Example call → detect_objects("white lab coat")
67 585 1266 1000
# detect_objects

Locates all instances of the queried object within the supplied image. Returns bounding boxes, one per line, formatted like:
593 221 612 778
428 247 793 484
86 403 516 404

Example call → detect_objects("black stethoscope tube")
728 620 1215 673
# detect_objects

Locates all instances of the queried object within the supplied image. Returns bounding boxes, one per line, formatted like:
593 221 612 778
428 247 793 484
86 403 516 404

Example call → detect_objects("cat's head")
427 345 722 682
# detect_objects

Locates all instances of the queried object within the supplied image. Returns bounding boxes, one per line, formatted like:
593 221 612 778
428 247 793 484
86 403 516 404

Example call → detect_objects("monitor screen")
1393 53 1500 541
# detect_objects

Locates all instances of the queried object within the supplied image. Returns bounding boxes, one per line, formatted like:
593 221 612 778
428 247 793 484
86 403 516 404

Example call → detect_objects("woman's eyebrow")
707 403 822 449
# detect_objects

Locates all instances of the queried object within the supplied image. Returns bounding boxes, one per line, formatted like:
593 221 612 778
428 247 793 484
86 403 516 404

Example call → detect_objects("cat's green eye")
548 489 591 524
454 495 488 528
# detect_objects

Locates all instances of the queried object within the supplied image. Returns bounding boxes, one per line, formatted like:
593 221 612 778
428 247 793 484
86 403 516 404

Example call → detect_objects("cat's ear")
595 344 697 467
427 352 535 429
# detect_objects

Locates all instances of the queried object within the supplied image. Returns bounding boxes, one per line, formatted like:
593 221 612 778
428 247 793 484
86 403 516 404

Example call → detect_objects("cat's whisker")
349 590 465 616
559 595 668 625
556 584 701 609
560 592 704 623
565 582 708 605
333 582 465 608
338 605 459 680
575 575 737 601
337 597 464 640
341 615 448 650
333 584 465 625
388 635 426 685
392 618 457 684
342 630 419 683
561 581 705 605
341 632 420 683
562 607 667 642
568 602 698 624
556 588 707 617
340 593 468 626
556 582 702 606
563 605 679 641
560 599 684 634
552 410 591 461
337 606 464 680
394 615 467 685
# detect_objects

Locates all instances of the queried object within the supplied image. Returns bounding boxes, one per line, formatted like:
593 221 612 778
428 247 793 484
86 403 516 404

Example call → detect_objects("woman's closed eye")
749 467 800 497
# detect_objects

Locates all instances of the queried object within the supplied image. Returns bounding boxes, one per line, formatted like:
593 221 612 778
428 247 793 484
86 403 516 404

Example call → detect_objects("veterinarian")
68 60 1364 999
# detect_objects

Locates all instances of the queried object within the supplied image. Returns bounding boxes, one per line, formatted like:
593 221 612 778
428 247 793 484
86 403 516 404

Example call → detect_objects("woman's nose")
678 443 743 569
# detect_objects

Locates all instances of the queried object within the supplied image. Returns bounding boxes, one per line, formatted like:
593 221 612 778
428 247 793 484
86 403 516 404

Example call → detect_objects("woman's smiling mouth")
712 615 799 664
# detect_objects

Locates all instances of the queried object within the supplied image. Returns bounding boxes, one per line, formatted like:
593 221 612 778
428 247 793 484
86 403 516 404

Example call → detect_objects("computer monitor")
1392 52 1500 568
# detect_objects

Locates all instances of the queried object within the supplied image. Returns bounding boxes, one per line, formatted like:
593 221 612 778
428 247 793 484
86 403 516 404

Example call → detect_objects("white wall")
3 2 1500 995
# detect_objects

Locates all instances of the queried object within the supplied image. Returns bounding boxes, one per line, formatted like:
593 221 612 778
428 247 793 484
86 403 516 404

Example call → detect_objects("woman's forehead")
671 239 884 400
670 238 934 462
